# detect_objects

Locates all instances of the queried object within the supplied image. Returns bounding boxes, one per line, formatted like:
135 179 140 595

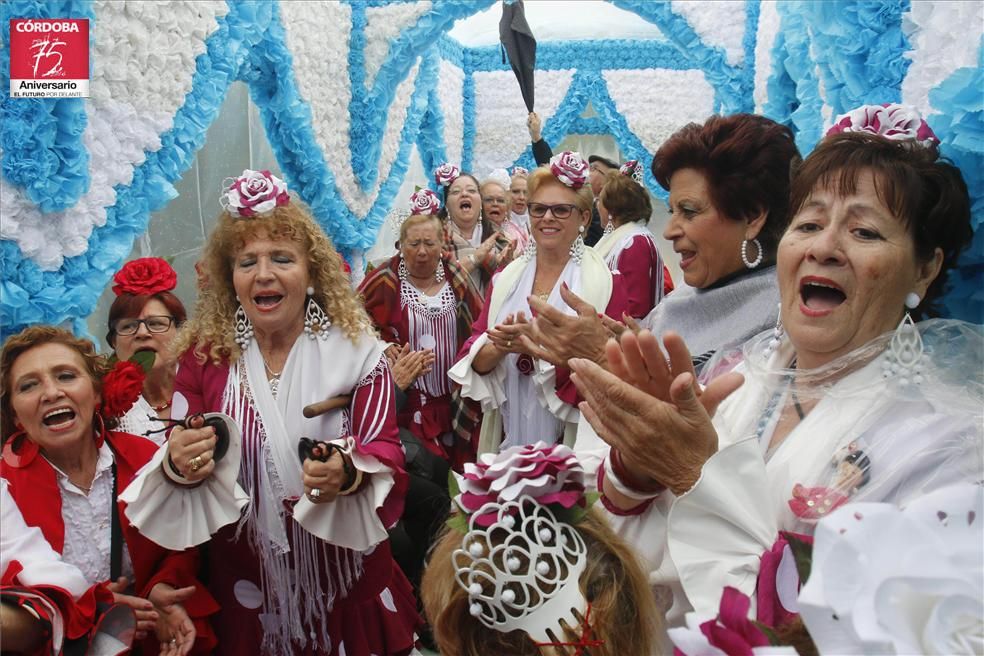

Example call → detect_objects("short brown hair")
788 132 972 316
652 113 800 256
1 326 109 441
598 170 653 225
107 291 187 349
421 508 659 656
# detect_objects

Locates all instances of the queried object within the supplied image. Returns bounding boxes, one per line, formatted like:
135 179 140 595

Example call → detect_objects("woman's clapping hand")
487 311 535 356
390 343 435 391
569 330 744 495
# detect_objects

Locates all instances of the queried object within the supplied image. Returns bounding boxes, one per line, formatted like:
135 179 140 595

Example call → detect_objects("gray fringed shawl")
643 266 781 371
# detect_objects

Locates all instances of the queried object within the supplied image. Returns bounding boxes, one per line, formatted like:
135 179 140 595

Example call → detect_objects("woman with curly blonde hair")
133 170 420 655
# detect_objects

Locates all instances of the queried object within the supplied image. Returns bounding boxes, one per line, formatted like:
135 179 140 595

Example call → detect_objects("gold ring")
506 340 512 348
189 455 204 472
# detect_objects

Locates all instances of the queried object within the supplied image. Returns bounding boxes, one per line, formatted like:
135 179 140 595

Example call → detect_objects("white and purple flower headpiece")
450 443 598 649
221 169 290 218
827 103 940 148
549 151 589 190
408 188 442 216
619 159 644 186
512 166 529 177
434 162 461 187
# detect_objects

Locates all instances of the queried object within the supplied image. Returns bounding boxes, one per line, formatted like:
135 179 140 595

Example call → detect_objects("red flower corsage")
112 257 177 296
100 360 145 420
516 354 535 376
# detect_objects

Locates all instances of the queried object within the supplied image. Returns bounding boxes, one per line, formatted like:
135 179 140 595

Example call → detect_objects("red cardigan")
1 430 219 654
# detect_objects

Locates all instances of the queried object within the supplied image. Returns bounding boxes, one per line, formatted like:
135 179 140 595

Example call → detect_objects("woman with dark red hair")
106 258 187 442
523 114 802 376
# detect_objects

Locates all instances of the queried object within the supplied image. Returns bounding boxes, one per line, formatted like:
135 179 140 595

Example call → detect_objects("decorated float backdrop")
1 0 981 342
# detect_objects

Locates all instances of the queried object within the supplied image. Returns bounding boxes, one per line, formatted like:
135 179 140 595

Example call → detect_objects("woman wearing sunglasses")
106 258 187 443
450 152 628 454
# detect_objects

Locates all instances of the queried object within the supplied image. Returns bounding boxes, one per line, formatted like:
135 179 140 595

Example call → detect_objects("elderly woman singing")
121 171 420 655
571 105 983 650
450 152 629 454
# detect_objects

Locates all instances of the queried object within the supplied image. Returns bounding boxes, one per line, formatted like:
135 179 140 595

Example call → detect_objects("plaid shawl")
358 255 484 452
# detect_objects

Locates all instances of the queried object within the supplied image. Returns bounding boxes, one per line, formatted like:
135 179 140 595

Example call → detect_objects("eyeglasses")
114 316 175 336
483 197 508 205
528 203 578 219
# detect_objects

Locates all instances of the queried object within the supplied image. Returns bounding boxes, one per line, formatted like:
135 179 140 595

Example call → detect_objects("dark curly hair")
652 113 801 257
788 132 972 317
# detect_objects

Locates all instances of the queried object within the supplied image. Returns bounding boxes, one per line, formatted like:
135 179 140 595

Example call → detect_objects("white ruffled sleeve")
532 359 579 423
292 436 394 551
119 422 250 551
448 333 507 411
666 437 778 617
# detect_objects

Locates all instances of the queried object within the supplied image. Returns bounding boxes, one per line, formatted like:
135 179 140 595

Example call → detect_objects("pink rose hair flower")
434 162 461 187
455 442 587 528
619 160 644 185
826 103 939 147
409 188 441 215
511 166 529 177
549 151 589 190
112 257 177 296
221 169 290 218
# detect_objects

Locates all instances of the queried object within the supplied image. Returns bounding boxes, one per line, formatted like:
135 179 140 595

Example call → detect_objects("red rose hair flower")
112 257 177 297
100 360 145 420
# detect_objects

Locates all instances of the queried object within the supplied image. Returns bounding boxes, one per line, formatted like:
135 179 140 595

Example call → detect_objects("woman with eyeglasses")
106 258 187 443
481 172 529 255
434 163 511 294
450 152 628 454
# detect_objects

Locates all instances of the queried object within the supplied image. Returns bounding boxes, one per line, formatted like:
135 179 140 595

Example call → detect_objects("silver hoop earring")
741 238 763 269
569 226 585 265
521 238 537 263
882 312 924 385
304 294 331 340
234 303 254 350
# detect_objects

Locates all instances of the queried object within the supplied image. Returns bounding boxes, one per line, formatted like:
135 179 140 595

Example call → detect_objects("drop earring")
234 301 254 350
570 226 585 264
303 286 331 340
882 292 924 385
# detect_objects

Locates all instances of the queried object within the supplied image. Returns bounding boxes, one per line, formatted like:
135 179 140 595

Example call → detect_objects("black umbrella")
499 0 537 112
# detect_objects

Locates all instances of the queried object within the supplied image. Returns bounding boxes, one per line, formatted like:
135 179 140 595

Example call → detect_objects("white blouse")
53 443 134 587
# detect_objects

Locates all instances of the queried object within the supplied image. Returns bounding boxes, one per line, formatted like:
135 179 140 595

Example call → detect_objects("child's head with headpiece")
421 442 659 656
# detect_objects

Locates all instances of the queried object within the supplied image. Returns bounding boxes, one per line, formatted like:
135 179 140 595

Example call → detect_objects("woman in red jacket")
0 325 217 655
